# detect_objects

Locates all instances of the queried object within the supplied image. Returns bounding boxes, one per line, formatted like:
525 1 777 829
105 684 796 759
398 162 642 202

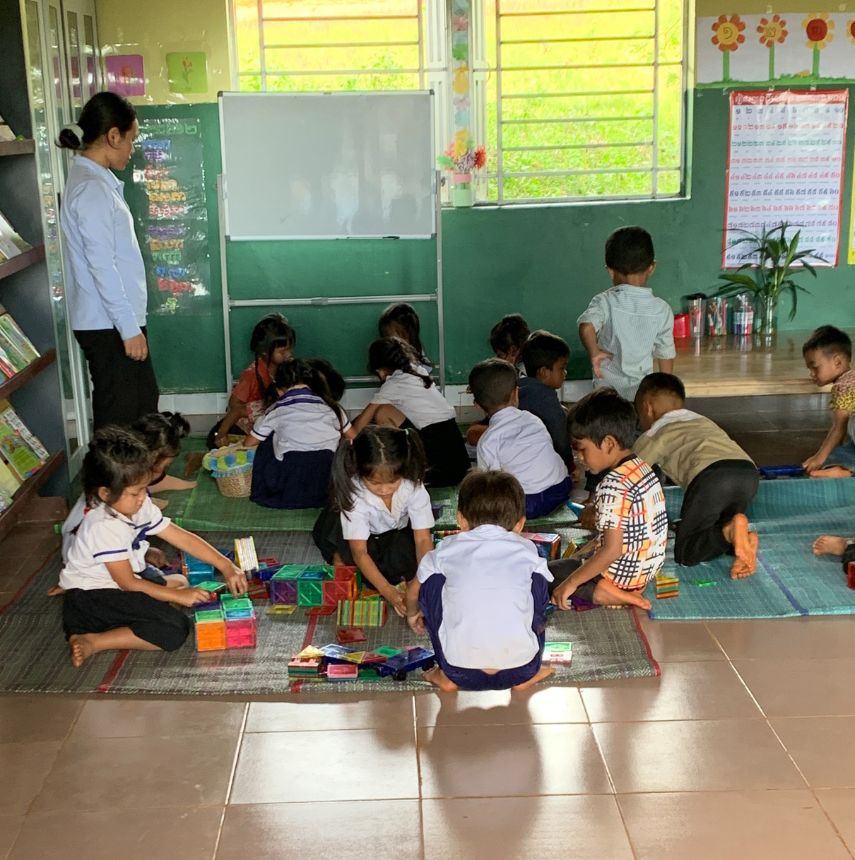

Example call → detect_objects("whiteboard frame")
218 91 436 241
217 91 445 392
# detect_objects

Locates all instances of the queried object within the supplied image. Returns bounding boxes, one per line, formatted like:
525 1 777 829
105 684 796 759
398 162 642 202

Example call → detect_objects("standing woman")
58 92 158 429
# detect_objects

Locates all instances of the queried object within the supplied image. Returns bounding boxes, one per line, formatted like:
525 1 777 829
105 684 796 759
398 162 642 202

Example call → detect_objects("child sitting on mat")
469 358 570 520
551 388 667 611
60 427 246 668
466 314 532 447
378 302 432 371
633 372 759 579
245 358 354 509
406 469 554 692
312 425 435 617
518 329 572 465
352 336 470 487
802 326 855 477
207 313 295 449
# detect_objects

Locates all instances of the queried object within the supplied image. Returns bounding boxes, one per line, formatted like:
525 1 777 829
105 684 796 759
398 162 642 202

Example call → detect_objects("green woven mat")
649 479 855 620
177 476 581 534
0 531 657 696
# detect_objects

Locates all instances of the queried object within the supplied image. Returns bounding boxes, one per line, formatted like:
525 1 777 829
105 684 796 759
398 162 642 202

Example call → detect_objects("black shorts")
62 588 190 651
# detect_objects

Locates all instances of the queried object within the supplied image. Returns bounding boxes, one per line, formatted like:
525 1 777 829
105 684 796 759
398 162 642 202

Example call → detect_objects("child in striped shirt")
577 226 675 402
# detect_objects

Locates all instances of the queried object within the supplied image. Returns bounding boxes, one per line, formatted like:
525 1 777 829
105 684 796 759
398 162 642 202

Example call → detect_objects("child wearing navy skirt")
312 425 435 617
406 470 554 691
352 336 470 487
246 358 353 509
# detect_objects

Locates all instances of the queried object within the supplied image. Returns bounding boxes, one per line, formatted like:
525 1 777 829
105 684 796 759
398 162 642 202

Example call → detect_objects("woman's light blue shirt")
60 155 147 339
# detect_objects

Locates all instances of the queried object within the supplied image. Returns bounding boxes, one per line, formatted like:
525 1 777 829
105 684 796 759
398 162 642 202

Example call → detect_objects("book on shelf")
0 114 16 143
0 311 40 370
0 400 49 482
0 456 21 499
0 211 32 262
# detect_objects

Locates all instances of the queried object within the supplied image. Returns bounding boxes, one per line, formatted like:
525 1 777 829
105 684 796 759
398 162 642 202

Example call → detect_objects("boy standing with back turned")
578 226 676 402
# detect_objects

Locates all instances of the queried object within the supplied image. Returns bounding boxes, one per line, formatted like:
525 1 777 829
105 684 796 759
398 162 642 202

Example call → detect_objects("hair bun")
58 122 85 149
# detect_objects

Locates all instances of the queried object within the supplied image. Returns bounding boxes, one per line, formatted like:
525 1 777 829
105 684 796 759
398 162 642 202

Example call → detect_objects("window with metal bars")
231 0 687 205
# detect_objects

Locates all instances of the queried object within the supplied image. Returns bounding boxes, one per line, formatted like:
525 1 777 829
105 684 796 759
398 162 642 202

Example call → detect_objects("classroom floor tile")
4 406 855 858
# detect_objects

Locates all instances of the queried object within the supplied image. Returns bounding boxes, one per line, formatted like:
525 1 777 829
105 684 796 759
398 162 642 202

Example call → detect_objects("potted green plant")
715 223 824 335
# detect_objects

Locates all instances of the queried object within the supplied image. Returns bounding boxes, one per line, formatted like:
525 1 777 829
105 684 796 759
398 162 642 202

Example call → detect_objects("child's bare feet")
724 513 758 578
813 535 851 557
512 665 554 691
149 475 197 492
68 634 95 668
47 584 65 597
593 577 652 610
423 666 459 692
145 547 168 568
809 466 852 479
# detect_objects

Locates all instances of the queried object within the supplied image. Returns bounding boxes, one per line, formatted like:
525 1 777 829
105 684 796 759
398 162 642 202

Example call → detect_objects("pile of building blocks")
287 643 435 682
182 553 216 586
194 593 257 651
655 574 680 599
234 536 259 573
521 532 561 560
269 563 361 609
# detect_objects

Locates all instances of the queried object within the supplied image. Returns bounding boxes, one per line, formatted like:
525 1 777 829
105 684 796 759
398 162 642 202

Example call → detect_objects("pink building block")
225 616 257 649
322 578 357 606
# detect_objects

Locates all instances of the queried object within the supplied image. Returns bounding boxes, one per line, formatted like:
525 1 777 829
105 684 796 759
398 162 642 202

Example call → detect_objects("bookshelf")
0 0 68 536
0 139 35 157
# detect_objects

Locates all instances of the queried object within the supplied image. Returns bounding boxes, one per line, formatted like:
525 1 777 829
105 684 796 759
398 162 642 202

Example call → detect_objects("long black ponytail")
368 337 433 388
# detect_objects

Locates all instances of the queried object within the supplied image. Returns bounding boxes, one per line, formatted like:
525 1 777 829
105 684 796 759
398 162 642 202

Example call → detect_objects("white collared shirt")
477 406 568 494
60 155 147 339
370 368 455 429
59 496 171 591
251 387 351 459
417 525 553 670
340 478 435 540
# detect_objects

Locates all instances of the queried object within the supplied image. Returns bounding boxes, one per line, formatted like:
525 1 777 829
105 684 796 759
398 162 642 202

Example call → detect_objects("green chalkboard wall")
131 87 855 393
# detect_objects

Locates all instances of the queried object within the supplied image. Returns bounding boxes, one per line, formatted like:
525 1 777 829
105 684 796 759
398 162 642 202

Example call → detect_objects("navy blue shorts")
525 476 572 520
418 573 549 690
250 437 334 509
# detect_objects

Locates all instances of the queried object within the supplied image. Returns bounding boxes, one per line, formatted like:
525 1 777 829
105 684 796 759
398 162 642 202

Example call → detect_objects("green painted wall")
132 87 855 393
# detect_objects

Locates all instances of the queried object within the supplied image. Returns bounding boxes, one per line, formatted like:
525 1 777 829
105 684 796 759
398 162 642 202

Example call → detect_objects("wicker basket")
212 462 253 498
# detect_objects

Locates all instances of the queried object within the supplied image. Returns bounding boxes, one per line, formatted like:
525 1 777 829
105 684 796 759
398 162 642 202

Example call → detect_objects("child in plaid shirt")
551 388 667 610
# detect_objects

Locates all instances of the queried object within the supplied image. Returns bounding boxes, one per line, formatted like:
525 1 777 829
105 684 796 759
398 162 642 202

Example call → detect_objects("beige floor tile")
217 801 422 859
0 742 61 816
70 699 246 739
581 661 761 723
418 723 612 798
816 789 855 851
734 659 855 717
230 727 419 804
8 807 223 860
0 697 83 743
31 733 237 813
245 696 414 732
637 618 726 662
0 818 22 860
415 686 588 727
772 717 855 787
422 795 633 860
594 720 804 793
619 790 849 860
710 618 855 660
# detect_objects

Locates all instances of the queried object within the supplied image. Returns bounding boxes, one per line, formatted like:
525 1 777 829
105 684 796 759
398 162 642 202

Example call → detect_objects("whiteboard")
219 92 436 240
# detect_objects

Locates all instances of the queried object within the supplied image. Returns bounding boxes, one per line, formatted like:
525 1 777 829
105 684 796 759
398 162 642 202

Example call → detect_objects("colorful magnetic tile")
327 663 359 681
333 564 358 581
225 617 257 649
245 580 269 602
234 536 259 572
267 604 298 616
297 579 325 607
543 642 573 664
298 565 333 581
194 609 225 623
320 644 354 659
295 646 325 660
342 651 367 664
336 627 368 645
273 564 307 580
269 579 298 605
520 532 561 561
306 606 336 616
336 597 388 627
197 581 226 593
374 646 402 658
322 579 357 606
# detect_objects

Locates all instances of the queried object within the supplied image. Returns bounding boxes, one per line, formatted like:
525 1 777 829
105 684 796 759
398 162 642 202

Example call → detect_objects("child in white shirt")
469 358 570 519
61 427 246 668
246 358 354 508
312 425 435 616
352 336 470 487
406 469 554 692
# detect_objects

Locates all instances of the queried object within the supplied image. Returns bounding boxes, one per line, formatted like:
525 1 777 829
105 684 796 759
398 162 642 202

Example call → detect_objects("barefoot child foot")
47 584 65 597
512 665 554 691
68 633 95 668
723 513 758 579
593 577 652 610
813 535 852 556
808 466 852 479
730 531 759 579
423 666 459 692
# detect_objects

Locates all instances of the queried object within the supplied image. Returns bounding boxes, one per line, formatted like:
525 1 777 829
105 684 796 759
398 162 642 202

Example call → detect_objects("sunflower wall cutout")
697 11 855 85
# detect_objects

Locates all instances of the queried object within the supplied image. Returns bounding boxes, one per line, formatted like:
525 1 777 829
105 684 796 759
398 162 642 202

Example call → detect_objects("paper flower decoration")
438 140 486 175
757 14 787 80
803 13 834 77
711 15 745 81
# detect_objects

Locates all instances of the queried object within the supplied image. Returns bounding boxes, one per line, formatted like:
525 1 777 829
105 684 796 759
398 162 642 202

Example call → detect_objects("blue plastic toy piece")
758 464 806 479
